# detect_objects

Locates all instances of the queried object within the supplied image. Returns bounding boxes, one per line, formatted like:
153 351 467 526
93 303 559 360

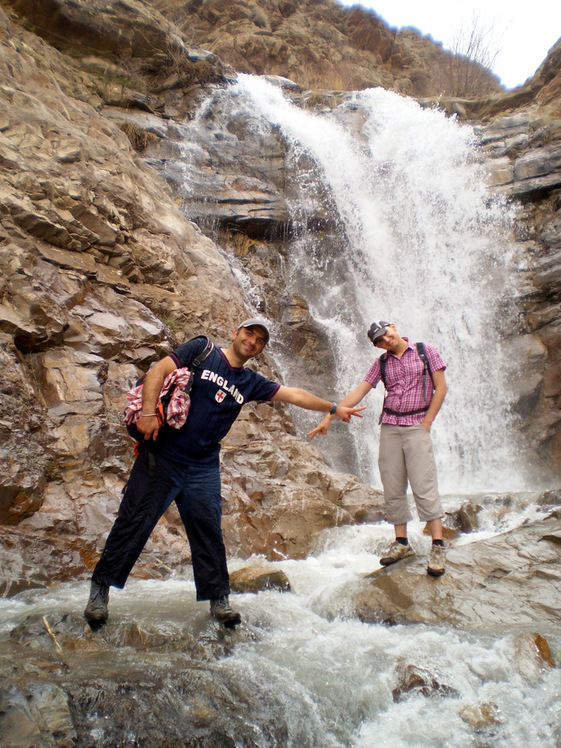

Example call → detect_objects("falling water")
220 75 525 494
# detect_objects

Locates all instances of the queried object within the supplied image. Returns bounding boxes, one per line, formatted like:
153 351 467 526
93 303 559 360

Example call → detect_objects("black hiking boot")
210 596 241 628
84 579 110 626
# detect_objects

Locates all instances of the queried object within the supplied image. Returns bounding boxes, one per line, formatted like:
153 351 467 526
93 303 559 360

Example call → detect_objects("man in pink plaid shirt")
308 320 448 576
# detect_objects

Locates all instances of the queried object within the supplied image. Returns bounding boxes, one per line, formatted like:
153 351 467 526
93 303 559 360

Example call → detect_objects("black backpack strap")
415 342 432 376
415 342 433 400
379 352 389 388
378 352 389 423
190 336 214 368
183 336 214 396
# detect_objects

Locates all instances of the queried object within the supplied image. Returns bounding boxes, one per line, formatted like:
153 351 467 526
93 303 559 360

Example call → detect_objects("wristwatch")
329 402 337 415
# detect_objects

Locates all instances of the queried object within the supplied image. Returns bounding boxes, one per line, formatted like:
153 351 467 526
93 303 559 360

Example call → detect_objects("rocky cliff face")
0 0 383 594
154 0 502 97
464 39 561 470
0 0 560 596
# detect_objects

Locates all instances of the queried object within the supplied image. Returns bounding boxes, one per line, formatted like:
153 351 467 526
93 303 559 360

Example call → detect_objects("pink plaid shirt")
364 338 446 426
123 367 193 429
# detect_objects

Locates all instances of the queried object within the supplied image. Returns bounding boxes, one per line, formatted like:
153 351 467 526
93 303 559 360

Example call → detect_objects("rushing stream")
3 78 560 745
1 495 560 746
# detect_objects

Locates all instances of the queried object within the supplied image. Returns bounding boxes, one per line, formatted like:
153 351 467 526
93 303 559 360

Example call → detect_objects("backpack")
124 336 214 440
379 342 434 417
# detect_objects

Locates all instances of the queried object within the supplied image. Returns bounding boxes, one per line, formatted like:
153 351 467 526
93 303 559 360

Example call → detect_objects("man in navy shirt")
85 319 364 627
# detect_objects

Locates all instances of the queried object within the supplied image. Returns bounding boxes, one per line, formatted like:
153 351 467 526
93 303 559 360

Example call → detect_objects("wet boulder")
229 561 291 593
353 511 561 636
391 659 460 702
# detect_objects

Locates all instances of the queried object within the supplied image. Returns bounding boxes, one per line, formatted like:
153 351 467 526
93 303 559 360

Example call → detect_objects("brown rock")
459 702 501 729
229 562 291 593
512 632 555 672
153 0 501 97
391 658 460 702
455 502 482 533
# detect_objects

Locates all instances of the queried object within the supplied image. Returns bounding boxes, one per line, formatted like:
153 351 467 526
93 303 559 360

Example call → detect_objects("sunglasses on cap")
367 320 391 344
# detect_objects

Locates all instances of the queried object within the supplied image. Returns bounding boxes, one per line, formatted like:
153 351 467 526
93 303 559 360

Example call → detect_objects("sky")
337 0 561 89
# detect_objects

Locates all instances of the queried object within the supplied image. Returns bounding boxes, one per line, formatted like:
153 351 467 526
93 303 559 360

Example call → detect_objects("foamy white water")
2 504 559 747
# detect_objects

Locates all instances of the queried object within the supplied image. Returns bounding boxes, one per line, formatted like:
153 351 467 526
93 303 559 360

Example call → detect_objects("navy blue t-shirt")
154 336 280 464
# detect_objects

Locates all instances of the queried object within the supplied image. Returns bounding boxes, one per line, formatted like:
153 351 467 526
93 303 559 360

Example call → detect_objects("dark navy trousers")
92 445 230 601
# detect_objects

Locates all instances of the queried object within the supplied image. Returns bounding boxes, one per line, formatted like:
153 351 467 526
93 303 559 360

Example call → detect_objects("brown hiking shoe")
210 596 241 628
380 540 415 566
427 544 446 576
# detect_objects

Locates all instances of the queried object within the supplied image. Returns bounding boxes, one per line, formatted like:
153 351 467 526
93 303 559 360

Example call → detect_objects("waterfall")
226 75 525 495
162 74 527 494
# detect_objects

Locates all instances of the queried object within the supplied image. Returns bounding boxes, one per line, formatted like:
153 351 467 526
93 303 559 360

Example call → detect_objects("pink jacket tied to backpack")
123 367 193 429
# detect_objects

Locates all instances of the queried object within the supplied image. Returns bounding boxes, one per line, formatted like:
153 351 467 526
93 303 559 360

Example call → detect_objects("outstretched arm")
307 380 372 440
271 385 365 422
136 355 177 441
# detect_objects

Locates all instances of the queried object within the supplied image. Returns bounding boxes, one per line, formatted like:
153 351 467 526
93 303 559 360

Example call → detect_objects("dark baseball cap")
238 318 270 344
367 320 391 344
